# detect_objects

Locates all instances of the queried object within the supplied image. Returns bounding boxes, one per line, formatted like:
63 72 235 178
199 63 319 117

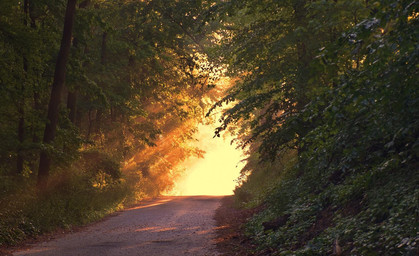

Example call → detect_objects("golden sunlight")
166 122 245 196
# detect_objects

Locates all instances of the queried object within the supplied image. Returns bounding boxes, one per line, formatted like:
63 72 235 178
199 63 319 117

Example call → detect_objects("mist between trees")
0 0 418 254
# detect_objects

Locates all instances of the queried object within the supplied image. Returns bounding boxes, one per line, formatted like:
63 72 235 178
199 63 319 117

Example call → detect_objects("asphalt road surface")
13 196 222 256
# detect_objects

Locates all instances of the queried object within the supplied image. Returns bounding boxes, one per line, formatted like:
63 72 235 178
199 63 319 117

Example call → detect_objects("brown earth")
214 196 267 256
6 196 222 256
1 195 265 256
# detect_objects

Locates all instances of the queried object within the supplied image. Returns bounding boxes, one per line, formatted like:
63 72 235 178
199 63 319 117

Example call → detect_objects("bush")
0 162 131 246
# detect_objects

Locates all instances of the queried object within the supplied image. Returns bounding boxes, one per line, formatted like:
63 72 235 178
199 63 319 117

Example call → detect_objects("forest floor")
214 196 266 256
6 196 222 256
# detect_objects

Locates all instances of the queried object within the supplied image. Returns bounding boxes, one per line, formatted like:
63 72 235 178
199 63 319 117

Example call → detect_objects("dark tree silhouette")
38 0 77 189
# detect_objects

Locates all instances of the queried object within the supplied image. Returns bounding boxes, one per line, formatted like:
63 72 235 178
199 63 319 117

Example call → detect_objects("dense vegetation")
0 0 417 254
211 0 418 255
0 0 218 245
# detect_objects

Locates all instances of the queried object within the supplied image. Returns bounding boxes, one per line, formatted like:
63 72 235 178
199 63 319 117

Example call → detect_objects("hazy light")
166 122 245 196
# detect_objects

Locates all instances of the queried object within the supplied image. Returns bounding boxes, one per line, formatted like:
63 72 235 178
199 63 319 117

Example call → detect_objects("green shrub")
0 162 133 246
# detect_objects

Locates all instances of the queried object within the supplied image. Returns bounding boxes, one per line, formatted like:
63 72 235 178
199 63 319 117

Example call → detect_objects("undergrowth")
234 151 418 255
230 1 418 254
0 152 141 247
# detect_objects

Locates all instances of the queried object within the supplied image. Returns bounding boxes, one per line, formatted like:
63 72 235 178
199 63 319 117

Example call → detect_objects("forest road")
13 196 222 256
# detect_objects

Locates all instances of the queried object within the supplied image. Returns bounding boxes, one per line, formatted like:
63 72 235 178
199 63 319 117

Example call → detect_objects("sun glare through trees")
0 0 417 253
166 122 245 196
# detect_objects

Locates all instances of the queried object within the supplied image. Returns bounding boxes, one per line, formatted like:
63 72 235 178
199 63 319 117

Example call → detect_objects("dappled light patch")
129 198 173 211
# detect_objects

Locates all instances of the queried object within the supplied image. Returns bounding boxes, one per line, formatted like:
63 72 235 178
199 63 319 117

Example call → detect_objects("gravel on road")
13 196 222 256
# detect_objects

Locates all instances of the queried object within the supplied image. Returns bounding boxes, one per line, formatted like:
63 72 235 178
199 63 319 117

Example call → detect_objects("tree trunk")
75 108 82 129
66 1 91 125
87 109 93 139
67 91 77 123
16 104 24 175
27 0 39 175
16 0 31 175
32 91 41 144
93 31 107 134
293 0 311 156
294 0 310 111
95 109 102 133
37 0 77 190
101 32 107 65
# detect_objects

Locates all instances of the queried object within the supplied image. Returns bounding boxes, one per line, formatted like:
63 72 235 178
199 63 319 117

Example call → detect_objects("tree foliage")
0 0 418 253
0 0 221 246
211 0 371 159
0 0 216 187
211 0 418 254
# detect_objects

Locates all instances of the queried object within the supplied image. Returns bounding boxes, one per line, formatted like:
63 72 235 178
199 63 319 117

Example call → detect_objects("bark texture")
37 0 77 189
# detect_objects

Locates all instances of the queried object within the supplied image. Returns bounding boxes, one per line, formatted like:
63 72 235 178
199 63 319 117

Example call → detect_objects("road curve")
13 196 222 256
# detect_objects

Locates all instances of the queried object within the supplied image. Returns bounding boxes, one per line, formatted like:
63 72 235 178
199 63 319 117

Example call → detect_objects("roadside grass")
233 151 418 255
0 168 138 246
234 150 298 209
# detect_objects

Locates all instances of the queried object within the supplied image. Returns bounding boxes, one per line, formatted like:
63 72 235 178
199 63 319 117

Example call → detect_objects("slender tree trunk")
293 0 311 156
75 108 82 129
294 0 310 111
94 31 107 134
66 37 77 124
101 32 107 65
17 72 25 175
17 103 24 175
16 0 31 175
87 109 93 139
30 91 41 176
67 91 77 123
26 0 39 175
32 91 41 144
37 0 77 189
66 1 90 124
95 110 102 133
111 107 116 122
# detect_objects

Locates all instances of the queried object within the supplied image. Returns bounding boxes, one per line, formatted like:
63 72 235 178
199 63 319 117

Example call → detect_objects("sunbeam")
166 122 245 196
